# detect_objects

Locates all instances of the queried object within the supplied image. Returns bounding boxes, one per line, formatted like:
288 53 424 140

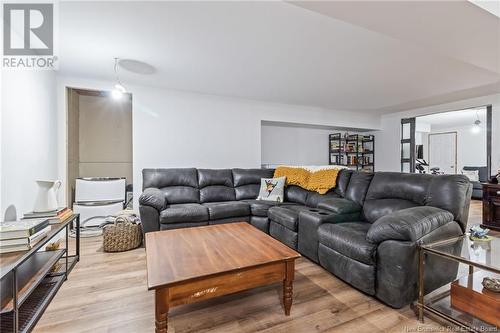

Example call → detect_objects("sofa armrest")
139 188 167 211
317 198 361 214
297 209 360 263
366 206 454 244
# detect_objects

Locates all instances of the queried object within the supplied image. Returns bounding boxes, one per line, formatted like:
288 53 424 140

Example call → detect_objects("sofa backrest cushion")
362 172 433 223
362 172 471 228
334 169 352 197
344 172 374 206
142 168 199 204
285 185 309 204
365 172 432 205
363 198 420 223
198 169 236 203
232 168 274 200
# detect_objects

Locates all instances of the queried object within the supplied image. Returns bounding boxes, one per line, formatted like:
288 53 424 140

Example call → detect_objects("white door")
429 132 457 174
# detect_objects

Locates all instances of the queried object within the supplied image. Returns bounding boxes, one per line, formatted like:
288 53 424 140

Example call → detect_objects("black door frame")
401 117 416 173
487 105 492 178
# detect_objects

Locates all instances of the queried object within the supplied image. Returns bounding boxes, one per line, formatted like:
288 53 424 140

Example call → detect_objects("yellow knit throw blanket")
273 166 340 194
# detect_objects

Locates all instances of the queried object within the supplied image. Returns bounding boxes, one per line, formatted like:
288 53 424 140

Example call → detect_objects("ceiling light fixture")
111 58 126 100
471 111 481 134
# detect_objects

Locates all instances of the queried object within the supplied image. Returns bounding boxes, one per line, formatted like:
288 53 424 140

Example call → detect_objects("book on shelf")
0 225 51 249
0 219 50 240
362 135 374 141
23 207 67 219
23 207 73 224
50 208 73 224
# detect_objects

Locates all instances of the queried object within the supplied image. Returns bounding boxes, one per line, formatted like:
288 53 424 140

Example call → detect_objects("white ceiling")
469 0 500 18
58 1 500 113
417 107 487 130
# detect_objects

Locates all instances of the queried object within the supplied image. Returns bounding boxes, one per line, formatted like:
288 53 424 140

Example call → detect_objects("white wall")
56 76 381 209
1 71 58 217
376 93 500 174
78 94 133 182
261 124 332 166
426 124 487 172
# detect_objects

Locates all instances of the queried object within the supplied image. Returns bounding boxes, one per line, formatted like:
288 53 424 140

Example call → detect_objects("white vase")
33 180 62 212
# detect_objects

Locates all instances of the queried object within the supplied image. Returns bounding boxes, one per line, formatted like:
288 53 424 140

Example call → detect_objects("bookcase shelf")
0 276 65 333
1 249 65 313
0 215 80 333
329 133 375 171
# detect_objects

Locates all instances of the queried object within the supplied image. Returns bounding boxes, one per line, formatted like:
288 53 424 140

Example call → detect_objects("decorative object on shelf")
3 205 17 222
491 167 500 184
45 239 61 251
482 276 500 293
102 211 142 252
47 239 63 273
33 180 62 213
469 225 492 241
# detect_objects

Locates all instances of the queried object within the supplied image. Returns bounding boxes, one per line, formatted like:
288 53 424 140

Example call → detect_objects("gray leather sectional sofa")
139 168 472 308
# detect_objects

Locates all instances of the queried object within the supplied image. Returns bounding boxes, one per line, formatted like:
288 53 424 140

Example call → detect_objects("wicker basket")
103 216 142 252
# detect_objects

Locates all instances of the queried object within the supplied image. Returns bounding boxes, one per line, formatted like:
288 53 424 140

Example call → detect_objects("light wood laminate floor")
34 201 483 333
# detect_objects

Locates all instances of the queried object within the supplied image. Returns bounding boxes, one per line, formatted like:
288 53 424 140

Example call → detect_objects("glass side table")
417 233 500 332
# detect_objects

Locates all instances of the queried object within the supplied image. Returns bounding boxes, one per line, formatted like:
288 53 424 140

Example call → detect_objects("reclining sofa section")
139 168 472 308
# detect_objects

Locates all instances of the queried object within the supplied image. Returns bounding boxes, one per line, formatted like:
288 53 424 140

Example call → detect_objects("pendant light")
111 58 126 100
471 111 481 133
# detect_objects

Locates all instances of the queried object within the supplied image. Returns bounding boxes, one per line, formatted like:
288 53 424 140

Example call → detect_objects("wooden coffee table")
145 222 300 333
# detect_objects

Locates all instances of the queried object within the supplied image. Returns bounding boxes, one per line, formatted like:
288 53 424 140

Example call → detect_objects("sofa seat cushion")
268 205 312 231
242 199 282 217
318 222 376 265
202 201 250 220
160 203 209 224
305 191 340 208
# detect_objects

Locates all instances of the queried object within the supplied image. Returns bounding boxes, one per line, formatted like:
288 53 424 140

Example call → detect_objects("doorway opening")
400 105 492 199
66 88 133 213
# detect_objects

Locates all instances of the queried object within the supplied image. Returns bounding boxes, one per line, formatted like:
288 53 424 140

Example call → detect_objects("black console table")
0 214 80 333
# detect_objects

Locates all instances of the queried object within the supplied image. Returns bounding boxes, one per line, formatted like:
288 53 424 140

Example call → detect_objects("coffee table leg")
283 260 295 316
155 288 169 333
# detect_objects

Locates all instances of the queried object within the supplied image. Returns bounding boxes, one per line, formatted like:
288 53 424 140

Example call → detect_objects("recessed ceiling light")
118 59 156 75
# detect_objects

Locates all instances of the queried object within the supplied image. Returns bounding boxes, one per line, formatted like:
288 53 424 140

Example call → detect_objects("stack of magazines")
23 207 73 224
0 219 51 254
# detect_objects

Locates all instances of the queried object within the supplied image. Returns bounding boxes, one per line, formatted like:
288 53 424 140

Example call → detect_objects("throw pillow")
462 170 479 182
257 177 286 202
